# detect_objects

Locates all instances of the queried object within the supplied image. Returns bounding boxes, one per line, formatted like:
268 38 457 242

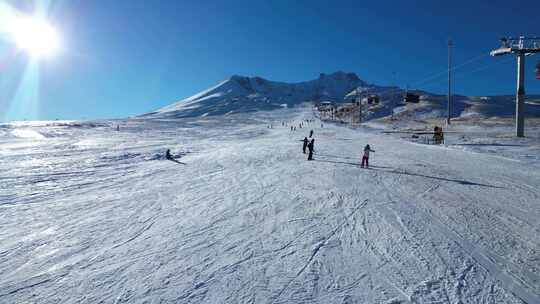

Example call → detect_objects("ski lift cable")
420 56 516 86
357 51 493 99
352 50 512 102
440 56 514 83
410 52 491 87
453 56 516 79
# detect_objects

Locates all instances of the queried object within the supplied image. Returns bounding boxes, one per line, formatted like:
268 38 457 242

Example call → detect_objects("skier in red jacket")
361 144 375 168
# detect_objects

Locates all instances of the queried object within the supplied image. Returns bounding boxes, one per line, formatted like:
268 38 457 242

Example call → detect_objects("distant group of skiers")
288 119 319 132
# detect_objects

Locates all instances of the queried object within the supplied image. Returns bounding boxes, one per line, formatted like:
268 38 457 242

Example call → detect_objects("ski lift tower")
355 87 368 124
447 39 453 125
490 36 540 137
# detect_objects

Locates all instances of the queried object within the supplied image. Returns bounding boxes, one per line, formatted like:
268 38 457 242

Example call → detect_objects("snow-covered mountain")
144 71 540 121
144 72 368 118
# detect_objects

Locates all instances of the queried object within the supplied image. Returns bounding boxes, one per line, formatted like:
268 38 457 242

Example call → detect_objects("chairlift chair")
404 92 420 103
367 95 380 105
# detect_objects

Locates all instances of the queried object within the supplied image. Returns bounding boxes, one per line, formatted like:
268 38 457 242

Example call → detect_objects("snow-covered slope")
1 108 539 303
145 72 367 118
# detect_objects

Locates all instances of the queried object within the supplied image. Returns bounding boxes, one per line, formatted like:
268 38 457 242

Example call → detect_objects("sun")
7 15 60 58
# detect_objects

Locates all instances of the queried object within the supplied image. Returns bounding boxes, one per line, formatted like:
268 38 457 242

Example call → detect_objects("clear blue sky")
1 0 539 121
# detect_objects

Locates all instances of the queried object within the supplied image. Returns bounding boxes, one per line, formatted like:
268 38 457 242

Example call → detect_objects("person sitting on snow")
361 144 375 168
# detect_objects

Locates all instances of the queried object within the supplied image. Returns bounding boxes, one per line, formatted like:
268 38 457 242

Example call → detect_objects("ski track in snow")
0 109 539 303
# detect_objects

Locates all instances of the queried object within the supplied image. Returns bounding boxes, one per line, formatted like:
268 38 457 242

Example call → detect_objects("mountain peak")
319 71 360 82
228 74 248 81
150 72 367 118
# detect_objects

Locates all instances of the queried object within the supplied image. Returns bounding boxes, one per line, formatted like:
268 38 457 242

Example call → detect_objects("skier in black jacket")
302 137 308 154
307 138 315 160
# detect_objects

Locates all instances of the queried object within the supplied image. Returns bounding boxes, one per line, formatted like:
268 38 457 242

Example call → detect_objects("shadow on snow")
168 158 186 165
312 158 502 189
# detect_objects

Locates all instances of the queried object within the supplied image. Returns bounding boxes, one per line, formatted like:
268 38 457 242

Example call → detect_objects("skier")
165 149 172 160
116 125 120 131
307 138 315 160
302 137 308 154
291 126 293 131
309 129 314 138
361 144 375 168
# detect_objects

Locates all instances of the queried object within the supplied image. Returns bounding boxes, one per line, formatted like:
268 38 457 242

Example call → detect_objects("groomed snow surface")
1 108 539 303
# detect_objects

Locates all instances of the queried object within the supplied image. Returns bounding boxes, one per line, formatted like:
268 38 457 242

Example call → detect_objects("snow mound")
11 129 46 139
